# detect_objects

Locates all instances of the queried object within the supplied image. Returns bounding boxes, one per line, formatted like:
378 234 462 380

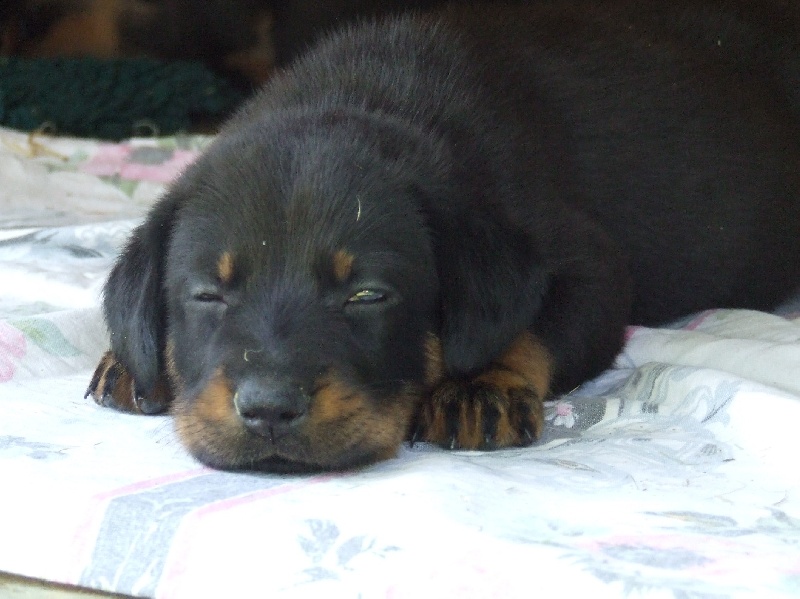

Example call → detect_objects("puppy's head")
169 114 443 472
104 110 545 472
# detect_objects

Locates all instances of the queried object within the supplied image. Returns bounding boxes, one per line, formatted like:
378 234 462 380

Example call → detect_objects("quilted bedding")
0 127 798 598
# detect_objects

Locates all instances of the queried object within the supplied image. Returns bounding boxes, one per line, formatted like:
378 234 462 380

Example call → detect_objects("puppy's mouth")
224 450 394 475
244 456 325 474
172 368 418 473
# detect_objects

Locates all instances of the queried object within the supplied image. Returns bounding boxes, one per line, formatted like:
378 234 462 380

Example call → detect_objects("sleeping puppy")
86 1 800 473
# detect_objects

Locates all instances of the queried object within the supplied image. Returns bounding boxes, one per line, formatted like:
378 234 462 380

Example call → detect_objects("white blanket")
1 127 798 598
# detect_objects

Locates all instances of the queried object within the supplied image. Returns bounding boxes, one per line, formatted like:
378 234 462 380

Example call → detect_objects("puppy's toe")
85 351 170 414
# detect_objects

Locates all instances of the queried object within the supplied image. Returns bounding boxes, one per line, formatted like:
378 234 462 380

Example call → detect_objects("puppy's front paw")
411 377 544 450
85 351 171 414
409 332 550 450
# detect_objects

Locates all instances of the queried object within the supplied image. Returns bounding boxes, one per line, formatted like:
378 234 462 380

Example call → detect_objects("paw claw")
409 425 423 448
84 368 101 399
523 426 535 444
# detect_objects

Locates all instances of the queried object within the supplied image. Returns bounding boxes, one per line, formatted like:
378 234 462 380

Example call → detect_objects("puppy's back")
232 1 800 322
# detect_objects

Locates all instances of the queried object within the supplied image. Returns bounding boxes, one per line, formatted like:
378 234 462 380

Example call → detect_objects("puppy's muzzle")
233 376 310 438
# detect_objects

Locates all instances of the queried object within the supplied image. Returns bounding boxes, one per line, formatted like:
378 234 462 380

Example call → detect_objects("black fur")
90 1 800 472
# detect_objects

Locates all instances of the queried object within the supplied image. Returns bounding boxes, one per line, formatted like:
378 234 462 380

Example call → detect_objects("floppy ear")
360 115 549 377
427 207 548 377
102 191 183 396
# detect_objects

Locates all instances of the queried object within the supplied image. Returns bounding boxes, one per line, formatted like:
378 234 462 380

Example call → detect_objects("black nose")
233 377 310 436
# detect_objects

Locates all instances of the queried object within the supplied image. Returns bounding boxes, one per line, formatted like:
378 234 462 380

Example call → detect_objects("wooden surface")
0 573 130 598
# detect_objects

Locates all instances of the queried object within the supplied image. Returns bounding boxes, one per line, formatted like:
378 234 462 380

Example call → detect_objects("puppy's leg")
86 189 184 416
413 209 631 450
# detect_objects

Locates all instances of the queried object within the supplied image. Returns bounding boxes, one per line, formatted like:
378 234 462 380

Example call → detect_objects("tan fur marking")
424 390 450 441
164 338 178 384
164 337 185 397
526 394 545 439
369 442 402 463
217 252 235 284
481 332 553 399
194 370 237 425
173 368 245 461
93 352 135 411
417 332 551 449
109 372 134 409
458 398 482 448
493 409 518 446
89 351 168 412
365 396 417 459
475 369 529 394
333 250 354 283
424 334 445 387
93 353 114 396
312 372 367 423
311 370 416 459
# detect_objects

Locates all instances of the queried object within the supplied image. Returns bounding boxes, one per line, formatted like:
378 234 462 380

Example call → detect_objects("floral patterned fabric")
0 126 798 598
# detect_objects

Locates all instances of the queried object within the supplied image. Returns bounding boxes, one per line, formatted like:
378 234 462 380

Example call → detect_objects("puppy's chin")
191 445 396 475
233 457 328 475
171 382 418 473
177 424 402 474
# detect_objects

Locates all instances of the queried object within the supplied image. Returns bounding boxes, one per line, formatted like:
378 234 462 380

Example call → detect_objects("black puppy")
87 1 800 472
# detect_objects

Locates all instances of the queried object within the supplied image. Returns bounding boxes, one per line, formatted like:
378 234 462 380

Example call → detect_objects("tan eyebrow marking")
333 250 355 282
217 252 235 284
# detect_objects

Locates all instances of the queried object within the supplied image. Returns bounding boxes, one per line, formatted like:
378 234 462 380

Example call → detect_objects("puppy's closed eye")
346 289 389 305
192 291 226 304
